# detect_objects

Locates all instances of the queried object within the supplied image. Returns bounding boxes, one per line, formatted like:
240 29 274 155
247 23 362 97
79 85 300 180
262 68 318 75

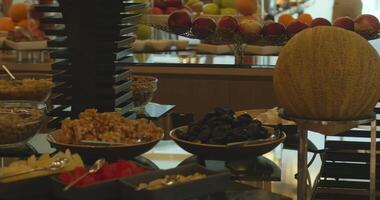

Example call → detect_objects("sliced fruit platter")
0 151 230 200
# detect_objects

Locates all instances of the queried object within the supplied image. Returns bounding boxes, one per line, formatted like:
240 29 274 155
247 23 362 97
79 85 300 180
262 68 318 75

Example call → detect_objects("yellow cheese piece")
0 150 84 183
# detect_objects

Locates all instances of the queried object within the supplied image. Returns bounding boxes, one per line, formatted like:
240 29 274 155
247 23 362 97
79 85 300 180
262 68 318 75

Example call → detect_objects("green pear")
186 0 200 6
203 3 220 15
220 8 237 15
212 0 221 6
221 0 234 8
136 25 152 40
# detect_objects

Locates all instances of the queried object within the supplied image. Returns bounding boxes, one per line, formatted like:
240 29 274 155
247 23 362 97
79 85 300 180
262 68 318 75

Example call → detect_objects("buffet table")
22 131 324 200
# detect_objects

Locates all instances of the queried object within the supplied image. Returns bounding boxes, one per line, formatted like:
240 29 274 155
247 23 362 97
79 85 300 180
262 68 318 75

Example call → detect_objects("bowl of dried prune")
169 107 286 160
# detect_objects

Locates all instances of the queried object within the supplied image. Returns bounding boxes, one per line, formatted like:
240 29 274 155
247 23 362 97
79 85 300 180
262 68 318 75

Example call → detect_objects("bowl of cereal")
130 76 158 109
48 109 163 163
0 101 47 147
0 73 53 101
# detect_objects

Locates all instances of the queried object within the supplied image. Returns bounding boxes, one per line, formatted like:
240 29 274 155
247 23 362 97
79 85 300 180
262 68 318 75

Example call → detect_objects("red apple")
286 20 309 38
354 14 380 39
191 17 216 39
355 14 380 31
333 16 354 31
166 0 183 8
181 5 193 14
311 18 331 27
261 21 286 38
150 7 164 15
38 0 52 4
154 0 167 10
239 19 262 43
168 10 192 34
165 7 178 14
217 16 239 37
29 6 44 20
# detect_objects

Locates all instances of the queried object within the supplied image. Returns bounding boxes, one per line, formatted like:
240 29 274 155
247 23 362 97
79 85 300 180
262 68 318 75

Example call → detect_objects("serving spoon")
63 158 106 191
0 157 69 180
1 65 15 80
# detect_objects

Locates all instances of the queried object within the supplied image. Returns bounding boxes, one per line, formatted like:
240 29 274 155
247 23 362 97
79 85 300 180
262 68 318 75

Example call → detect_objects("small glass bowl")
0 100 47 147
0 73 52 102
130 75 158 109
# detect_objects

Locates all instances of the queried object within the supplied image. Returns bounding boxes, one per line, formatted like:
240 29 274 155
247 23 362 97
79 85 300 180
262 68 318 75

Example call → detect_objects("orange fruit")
16 19 38 30
0 17 15 31
235 0 257 16
279 14 295 27
9 3 30 22
298 13 313 25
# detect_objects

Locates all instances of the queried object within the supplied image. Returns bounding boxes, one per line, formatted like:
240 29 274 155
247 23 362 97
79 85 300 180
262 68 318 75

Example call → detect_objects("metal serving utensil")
79 138 144 146
136 175 180 191
1 65 16 80
63 158 106 191
0 157 69 180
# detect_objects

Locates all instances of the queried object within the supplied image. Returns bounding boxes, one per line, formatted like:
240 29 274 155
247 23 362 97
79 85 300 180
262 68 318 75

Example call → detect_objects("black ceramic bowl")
170 126 286 161
48 130 162 163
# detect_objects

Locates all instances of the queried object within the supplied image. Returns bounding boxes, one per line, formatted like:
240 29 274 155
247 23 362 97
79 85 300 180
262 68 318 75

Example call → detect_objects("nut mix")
130 76 157 107
0 107 44 144
0 79 52 101
56 109 163 145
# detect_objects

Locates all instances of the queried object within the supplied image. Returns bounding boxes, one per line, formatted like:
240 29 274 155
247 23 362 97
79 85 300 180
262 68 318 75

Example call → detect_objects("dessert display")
0 74 52 101
0 101 46 145
54 109 163 145
175 107 272 145
58 160 146 187
130 76 158 108
136 172 206 190
274 26 380 133
0 150 84 183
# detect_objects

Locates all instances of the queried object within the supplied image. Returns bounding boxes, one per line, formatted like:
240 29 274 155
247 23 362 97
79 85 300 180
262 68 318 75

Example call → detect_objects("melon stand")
280 111 377 200
273 27 380 200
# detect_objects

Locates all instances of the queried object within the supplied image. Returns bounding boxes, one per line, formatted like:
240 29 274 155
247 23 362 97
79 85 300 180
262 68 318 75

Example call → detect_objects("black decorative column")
35 0 145 127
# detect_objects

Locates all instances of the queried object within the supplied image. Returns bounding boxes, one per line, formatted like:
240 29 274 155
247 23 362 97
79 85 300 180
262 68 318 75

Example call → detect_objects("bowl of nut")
0 73 53 101
130 75 158 111
169 107 286 160
0 101 47 147
48 109 164 163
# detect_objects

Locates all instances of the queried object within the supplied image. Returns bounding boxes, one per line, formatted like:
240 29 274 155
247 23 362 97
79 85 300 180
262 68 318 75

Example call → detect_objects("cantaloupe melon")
274 26 380 121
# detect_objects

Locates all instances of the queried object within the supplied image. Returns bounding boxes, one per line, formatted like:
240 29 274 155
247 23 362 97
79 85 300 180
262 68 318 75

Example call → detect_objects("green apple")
221 8 237 15
203 3 220 15
221 0 234 8
186 0 200 6
212 0 221 6
136 25 152 40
